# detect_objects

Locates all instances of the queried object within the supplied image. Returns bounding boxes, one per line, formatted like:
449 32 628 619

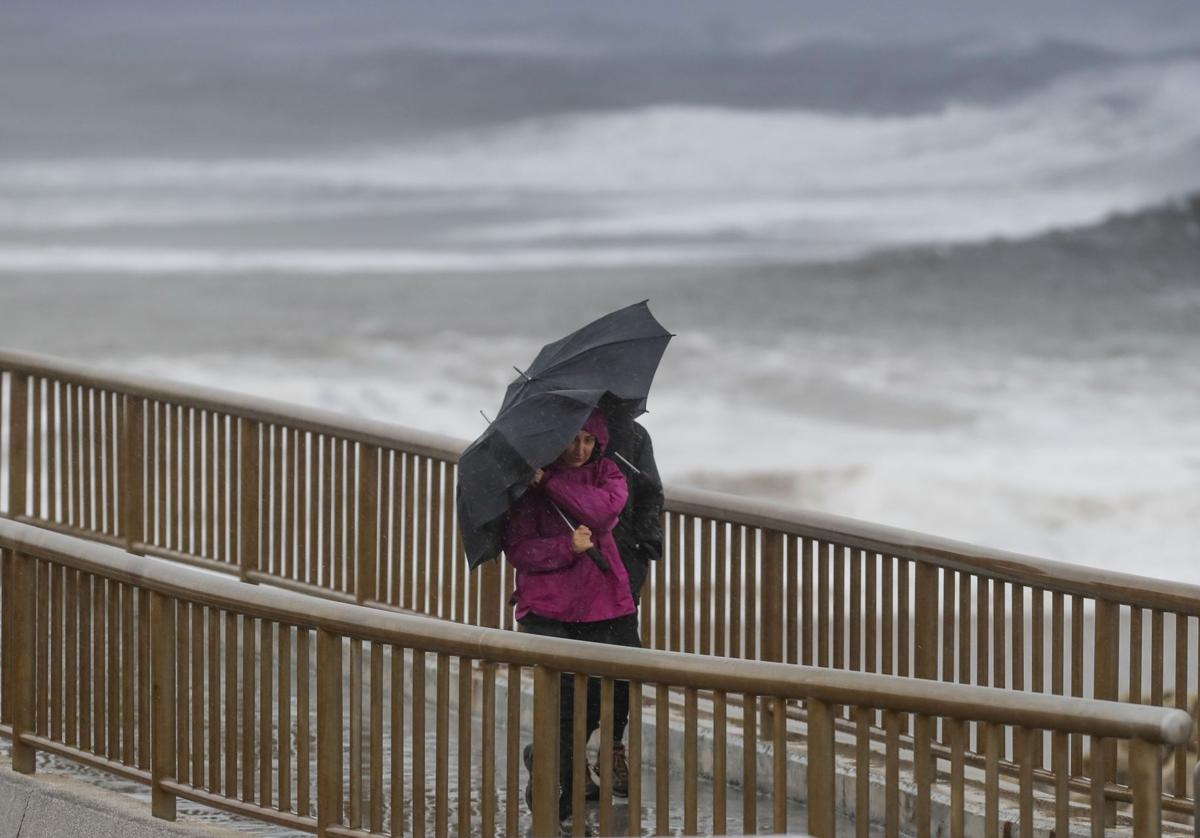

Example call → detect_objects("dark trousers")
518 612 641 795
612 554 651 743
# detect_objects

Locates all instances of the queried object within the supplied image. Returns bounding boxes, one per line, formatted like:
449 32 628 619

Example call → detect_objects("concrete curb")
0 766 243 838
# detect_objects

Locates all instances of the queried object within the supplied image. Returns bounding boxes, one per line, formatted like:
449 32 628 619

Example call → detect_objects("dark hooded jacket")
502 410 635 623
606 419 664 598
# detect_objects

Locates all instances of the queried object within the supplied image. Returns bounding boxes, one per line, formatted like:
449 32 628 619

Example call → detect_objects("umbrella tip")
479 410 493 425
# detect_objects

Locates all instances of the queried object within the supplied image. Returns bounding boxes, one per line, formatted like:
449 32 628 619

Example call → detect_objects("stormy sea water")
2 11 1199 593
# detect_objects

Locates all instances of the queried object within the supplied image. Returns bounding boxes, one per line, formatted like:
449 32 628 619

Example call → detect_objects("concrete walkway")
0 762 243 838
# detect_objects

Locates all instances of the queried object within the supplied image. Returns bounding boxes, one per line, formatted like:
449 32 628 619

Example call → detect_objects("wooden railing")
2 350 1198 818
0 518 1192 837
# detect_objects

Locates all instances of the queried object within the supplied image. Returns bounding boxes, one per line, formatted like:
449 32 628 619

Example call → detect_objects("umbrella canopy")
457 301 672 568
498 300 672 418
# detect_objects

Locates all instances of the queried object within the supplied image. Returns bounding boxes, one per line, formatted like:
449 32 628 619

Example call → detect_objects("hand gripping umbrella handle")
550 502 610 573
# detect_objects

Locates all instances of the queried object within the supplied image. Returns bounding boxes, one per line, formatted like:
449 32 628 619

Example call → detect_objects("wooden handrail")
0 517 1191 747
4 348 1199 615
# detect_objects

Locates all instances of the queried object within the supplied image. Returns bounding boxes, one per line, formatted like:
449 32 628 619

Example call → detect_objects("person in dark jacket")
597 416 664 797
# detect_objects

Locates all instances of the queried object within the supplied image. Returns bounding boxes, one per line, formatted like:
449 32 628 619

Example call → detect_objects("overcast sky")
4 0 1200 54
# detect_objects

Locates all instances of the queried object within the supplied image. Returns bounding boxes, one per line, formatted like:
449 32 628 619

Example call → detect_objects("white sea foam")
107 331 1200 585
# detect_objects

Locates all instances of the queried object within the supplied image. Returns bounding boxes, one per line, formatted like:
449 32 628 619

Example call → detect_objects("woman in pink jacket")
503 409 640 821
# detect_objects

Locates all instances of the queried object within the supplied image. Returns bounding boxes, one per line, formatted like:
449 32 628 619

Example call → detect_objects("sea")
1 4 1199 586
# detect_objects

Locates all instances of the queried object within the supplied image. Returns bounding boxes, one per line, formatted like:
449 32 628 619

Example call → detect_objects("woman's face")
558 430 596 468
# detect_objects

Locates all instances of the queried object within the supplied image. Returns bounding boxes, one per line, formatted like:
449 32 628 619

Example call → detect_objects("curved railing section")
2 349 1198 816
0 518 1192 837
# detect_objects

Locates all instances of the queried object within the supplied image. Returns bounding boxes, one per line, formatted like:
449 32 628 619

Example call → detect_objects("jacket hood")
581 409 609 457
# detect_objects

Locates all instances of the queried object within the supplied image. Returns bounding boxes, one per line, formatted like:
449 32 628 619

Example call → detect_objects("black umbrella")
457 302 672 569
499 300 672 418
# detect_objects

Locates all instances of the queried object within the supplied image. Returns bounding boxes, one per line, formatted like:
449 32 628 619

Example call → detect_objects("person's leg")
608 611 641 744
517 615 575 817
613 555 649 745
578 612 641 797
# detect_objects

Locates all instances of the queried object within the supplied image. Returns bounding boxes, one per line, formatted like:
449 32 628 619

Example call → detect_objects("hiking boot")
590 743 630 798
611 743 630 798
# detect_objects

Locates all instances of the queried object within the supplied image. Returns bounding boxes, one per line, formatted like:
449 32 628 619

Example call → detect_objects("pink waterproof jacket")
502 413 635 624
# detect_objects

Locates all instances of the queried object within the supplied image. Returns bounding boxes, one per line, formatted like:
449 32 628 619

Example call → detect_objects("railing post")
915 562 938 680
8 372 27 518
123 395 145 555
149 589 177 819
1094 598 1120 826
317 628 344 836
239 417 260 583
479 561 500 629
357 444 378 604
532 665 561 837
806 697 836 838
9 551 36 774
1129 738 1162 838
760 529 784 738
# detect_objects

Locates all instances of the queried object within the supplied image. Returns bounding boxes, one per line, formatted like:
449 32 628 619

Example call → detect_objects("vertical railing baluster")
435 654 450 838
864 549 875 673
259 619 273 809
702 520 715 656
742 690 757 835
412 649 426 838
914 714 932 838
207 605 220 791
316 627 343 835
1095 598 1120 825
31 378 41 521
372 642 385 834
684 686 698 835
818 540 830 668
298 628 311 817
480 660 495 838
242 614 256 803
656 683 670 835
1071 595 1085 775
1130 738 1163 838
279 624 292 814
849 549 861 671
455 656 471 838
35 559 48 736
855 707 871 838
833 543 845 670
189 605 203 789
715 523 727 657
599 678 615 837
710 687 724 837
176 599 190 783
9 373 27 518
349 639 362 828
505 663 520 837
358 444 378 605
531 665 560 838
684 515 696 654
150 589 176 819
139 583 151 768
239 418 260 582
391 645 406 837
1173 612 1188 797
11 552 36 774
